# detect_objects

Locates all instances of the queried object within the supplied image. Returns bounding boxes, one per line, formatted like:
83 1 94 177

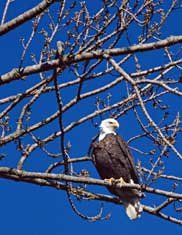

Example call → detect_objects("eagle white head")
99 118 119 141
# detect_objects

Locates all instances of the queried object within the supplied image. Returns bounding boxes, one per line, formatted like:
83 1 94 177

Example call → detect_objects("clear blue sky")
0 1 181 234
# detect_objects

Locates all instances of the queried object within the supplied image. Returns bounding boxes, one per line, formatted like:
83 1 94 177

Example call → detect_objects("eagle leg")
104 177 115 185
104 177 127 187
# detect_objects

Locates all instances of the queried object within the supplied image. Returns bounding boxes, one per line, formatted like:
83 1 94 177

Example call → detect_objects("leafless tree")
0 0 182 225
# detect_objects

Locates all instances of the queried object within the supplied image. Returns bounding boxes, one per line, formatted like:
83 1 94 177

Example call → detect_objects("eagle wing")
115 134 139 184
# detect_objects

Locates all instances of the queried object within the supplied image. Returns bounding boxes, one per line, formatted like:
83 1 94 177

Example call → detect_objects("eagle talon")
104 177 115 185
115 177 126 186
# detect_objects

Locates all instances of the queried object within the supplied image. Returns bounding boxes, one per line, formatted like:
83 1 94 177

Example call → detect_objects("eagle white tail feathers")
124 201 143 220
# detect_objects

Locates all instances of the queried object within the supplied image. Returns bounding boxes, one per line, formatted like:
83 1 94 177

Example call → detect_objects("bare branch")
0 0 57 36
0 35 182 85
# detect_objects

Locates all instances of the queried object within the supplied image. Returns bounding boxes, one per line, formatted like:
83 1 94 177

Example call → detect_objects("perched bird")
92 118 142 220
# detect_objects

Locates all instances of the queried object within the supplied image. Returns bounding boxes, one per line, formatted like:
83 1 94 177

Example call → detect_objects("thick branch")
0 0 57 36
0 36 182 85
0 167 181 199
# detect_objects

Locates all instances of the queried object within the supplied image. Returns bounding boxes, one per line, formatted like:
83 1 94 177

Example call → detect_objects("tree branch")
0 36 182 85
0 0 57 36
0 167 181 199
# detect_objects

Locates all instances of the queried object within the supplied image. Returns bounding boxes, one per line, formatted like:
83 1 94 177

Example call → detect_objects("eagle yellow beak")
112 121 119 129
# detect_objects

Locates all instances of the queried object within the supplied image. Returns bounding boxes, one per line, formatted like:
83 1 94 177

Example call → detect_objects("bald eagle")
92 118 142 220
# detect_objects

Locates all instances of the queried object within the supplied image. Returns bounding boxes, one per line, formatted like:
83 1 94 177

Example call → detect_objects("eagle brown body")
92 119 142 219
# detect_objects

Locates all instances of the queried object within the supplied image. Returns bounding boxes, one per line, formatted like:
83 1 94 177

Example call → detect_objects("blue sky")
0 0 182 234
